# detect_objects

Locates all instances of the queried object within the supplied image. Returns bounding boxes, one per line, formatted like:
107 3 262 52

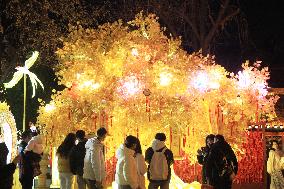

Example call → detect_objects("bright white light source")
45 103 56 112
192 71 208 91
91 83 100 90
30 124 37 132
237 71 251 88
83 81 92 87
209 82 220 89
118 76 142 98
79 80 100 90
159 72 173 86
123 78 140 95
76 73 81 79
131 48 139 56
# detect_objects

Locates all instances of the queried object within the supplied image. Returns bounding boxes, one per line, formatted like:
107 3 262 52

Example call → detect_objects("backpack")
216 148 236 181
149 147 168 180
219 156 235 180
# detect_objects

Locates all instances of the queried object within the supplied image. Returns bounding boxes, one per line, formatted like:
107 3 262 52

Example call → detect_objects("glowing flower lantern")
0 102 17 163
4 51 44 130
36 13 279 186
78 80 101 91
131 48 139 57
192 71 209 92
237 70 251 89
117 75 143 99
159 71 173 86
45 102 56 113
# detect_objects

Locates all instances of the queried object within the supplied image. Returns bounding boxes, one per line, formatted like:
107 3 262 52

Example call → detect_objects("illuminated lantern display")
37 13 279 186
4 51 44 130
0 102 17 163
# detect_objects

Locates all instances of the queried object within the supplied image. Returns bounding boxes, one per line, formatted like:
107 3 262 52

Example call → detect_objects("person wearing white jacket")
83 127 108 189
115 135 139 189
135 139 147 189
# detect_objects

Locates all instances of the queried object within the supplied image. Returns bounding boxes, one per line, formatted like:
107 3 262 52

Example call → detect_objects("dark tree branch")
177 5 200 41
219 8 240 28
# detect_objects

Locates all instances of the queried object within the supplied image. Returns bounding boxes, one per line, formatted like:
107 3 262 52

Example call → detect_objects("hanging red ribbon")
136 127 139 138
68 108 71 120
110 116 113 127
187 126 190 136
256 102 259 122
146 96 150 112
93 113 97 130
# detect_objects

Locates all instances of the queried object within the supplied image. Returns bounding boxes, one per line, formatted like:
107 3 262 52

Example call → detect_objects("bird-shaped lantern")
4 51 44 130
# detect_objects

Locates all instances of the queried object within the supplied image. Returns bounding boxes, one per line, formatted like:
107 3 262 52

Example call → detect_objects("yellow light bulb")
131 48 139 56
159 72 173 86
45 103 56 112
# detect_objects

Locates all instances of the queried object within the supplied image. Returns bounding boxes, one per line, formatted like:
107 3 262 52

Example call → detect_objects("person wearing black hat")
69 130 88 189
206 134 238 189
83 127 108 189
0 142 20 189
145 133 174 189
18 130 32 189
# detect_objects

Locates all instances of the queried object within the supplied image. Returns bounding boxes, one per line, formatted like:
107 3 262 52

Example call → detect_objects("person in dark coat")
0 142 20 189
145 133 174 189
18 130 32 185
206 134 238 189
197 134 215 184
21 130 42 189
69 130 88 189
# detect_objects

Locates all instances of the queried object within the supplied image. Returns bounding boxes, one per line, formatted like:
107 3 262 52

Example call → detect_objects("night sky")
240 0 284 87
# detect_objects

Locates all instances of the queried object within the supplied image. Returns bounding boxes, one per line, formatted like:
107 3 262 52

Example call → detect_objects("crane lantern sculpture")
4 51 44 131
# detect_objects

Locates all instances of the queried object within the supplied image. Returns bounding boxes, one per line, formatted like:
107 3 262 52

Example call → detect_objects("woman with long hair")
57 133 76 189
267 140 284 189
135 137 147 189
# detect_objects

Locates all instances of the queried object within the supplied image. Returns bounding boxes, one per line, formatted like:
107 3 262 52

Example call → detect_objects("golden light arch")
0 102 18 162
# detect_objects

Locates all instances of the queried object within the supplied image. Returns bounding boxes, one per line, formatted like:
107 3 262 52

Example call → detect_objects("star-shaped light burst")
4 51 44 97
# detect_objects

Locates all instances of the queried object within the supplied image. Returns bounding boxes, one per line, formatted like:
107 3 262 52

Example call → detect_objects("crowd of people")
0 127 43 189
0 125 242 189
54 127 174 189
